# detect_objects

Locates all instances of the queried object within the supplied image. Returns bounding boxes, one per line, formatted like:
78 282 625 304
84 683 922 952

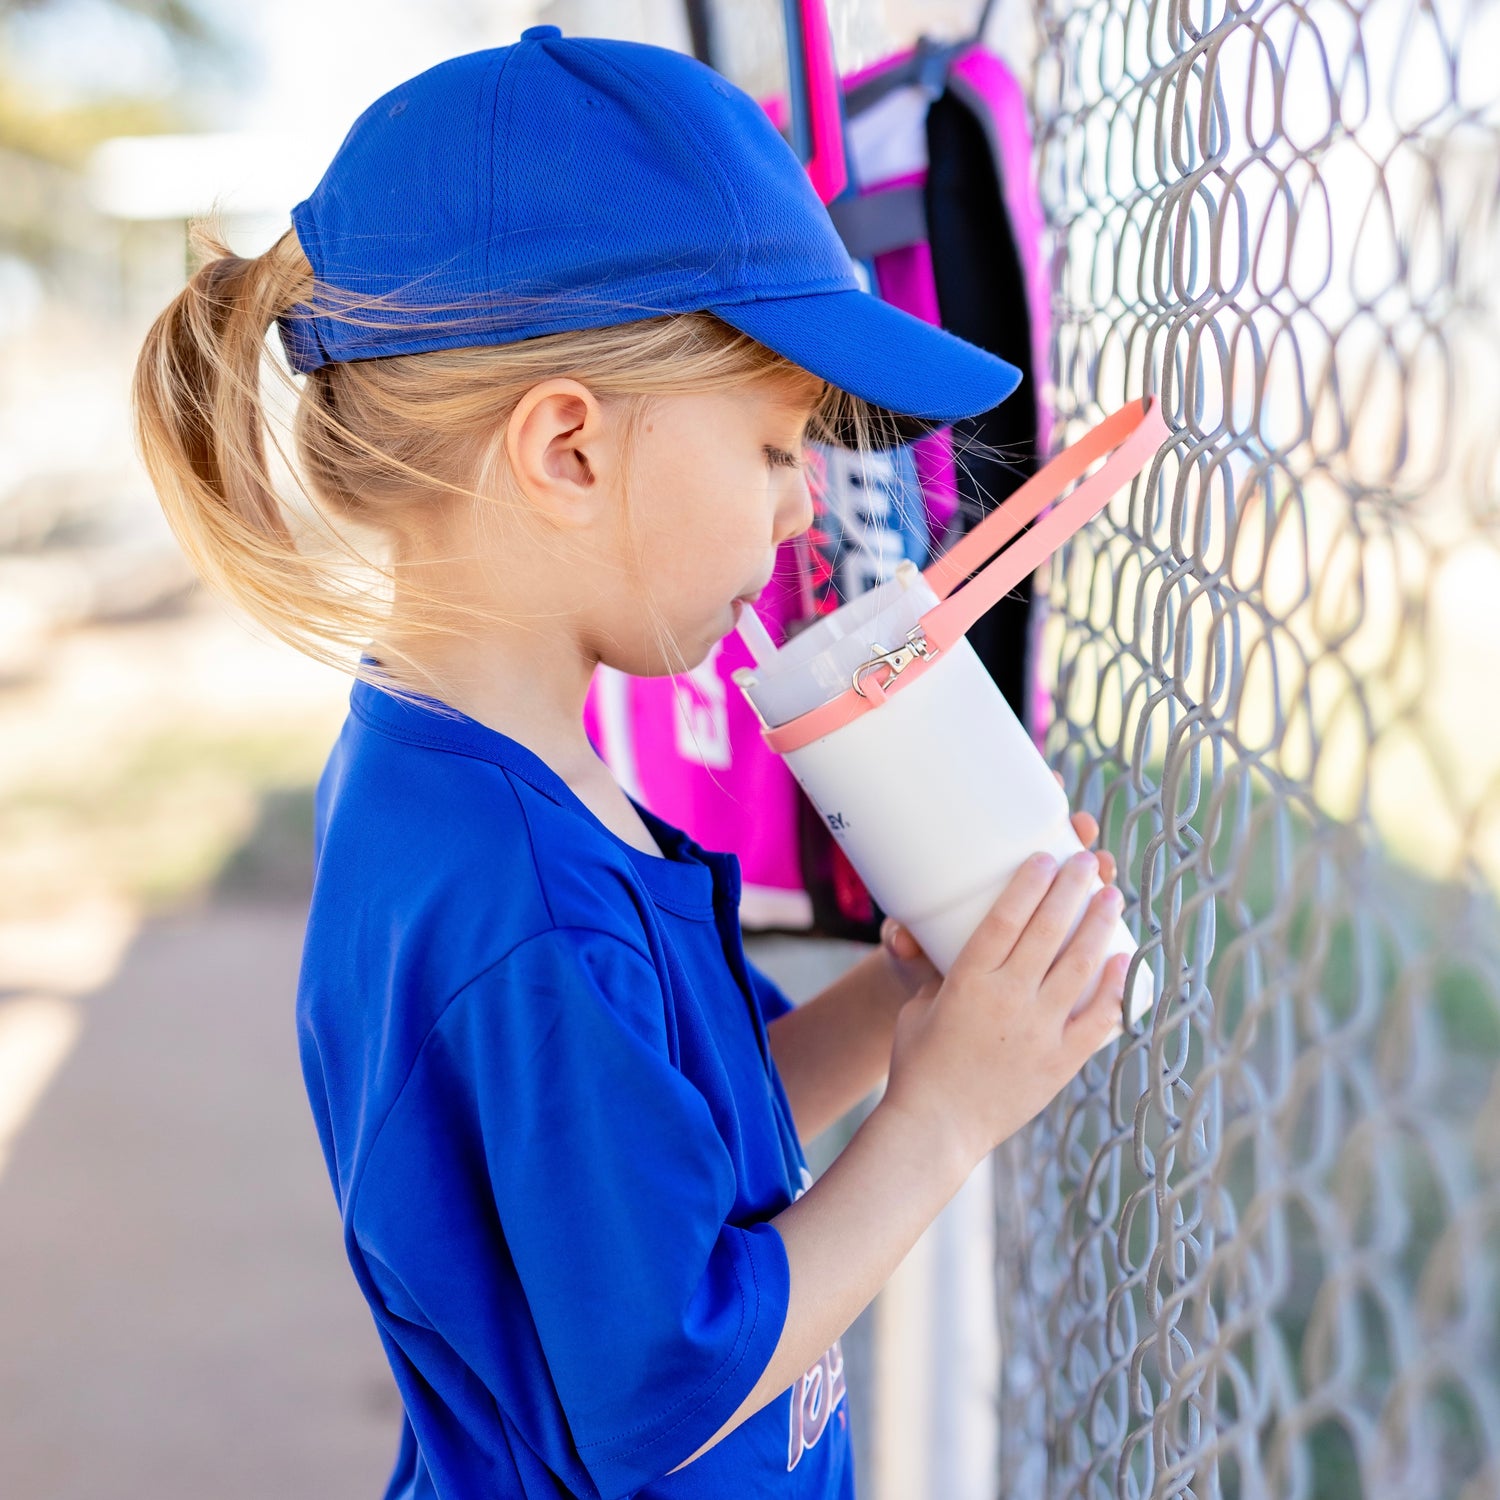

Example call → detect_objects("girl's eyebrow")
766 380 830 417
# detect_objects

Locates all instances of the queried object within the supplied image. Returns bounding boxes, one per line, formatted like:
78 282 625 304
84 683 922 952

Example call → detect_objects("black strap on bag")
924 73 1041 729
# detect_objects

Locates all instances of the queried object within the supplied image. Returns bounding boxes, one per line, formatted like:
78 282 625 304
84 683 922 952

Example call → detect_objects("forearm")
765 946 909 1142
669 1095 974 1473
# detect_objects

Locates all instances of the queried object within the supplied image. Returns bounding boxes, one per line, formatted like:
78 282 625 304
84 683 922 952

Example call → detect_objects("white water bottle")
732 398 1170 1047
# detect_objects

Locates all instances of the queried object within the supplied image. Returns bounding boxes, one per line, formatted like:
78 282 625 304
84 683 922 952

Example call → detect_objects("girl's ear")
503 378 612 530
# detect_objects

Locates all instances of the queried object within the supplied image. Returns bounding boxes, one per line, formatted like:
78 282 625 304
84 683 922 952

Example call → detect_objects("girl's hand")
878 769 1115 994
881 847 1131 1171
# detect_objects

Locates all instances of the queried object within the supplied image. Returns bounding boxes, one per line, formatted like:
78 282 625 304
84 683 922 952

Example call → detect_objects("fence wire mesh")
1002 1 1500 1496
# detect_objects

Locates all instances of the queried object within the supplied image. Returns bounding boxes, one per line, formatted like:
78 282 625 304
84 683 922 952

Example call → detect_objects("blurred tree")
0 0 208 32
0 0 221 166
0 80 181 167
0 0 229 281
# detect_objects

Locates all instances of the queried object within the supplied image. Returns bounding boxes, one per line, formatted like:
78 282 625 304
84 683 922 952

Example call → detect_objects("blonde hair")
131 216 924 715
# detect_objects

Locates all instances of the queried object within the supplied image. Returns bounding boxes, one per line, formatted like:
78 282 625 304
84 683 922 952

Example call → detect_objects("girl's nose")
775 483 815 547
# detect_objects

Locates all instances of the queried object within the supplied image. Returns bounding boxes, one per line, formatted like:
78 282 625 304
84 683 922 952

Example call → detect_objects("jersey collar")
348 660 724 916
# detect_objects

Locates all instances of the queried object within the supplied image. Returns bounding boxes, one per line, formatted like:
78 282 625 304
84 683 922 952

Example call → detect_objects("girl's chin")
677 598 752 655
706 601 738 644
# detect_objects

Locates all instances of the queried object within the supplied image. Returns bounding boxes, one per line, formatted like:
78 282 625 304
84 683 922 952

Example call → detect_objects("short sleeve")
350 926 791 1499
743 954 798 1023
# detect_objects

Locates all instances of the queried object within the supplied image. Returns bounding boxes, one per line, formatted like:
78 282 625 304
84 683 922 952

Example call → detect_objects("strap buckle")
851 626 940 700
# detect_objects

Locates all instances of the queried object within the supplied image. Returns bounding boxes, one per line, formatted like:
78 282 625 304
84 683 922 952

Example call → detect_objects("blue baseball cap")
276 24 1023 429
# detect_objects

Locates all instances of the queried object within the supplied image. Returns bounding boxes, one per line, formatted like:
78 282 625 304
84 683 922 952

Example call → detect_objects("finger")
1040 881 1124 1015
882 917 904 947
950 853 1060 978
1065 812 1115 882
1005 850 1100 985
1070 810 1099 846
1063 952 1131 1051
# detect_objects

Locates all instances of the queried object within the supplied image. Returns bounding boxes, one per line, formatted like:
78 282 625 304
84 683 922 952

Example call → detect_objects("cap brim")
711 287 1024 441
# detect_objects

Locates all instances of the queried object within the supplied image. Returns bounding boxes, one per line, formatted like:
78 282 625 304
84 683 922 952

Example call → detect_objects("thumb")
882 917 919 957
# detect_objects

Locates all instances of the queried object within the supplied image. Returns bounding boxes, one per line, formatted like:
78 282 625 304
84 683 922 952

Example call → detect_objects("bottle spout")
734 600 778 666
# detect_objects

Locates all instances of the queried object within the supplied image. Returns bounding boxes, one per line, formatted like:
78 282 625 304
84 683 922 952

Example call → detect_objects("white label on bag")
807 442 928 615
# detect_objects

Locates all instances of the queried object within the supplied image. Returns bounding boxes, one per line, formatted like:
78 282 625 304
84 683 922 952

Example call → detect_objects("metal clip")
851 625 939 699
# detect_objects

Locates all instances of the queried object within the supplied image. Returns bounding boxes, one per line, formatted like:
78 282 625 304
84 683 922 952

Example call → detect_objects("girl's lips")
732 577 772 618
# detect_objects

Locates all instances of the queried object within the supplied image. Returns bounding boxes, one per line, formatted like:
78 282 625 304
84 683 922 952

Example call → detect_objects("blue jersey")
296 666 856 1499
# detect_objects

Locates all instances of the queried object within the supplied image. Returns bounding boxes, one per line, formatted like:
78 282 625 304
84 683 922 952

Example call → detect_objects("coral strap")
760 395 1170 755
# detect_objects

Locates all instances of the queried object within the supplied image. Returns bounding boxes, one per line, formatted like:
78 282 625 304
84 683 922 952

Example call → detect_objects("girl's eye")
765 444 804 469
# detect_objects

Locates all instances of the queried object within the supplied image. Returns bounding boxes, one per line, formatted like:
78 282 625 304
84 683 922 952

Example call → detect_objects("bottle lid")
735 561 940 729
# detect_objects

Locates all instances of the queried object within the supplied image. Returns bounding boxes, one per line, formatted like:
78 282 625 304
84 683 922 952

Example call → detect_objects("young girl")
132 27 1129 1500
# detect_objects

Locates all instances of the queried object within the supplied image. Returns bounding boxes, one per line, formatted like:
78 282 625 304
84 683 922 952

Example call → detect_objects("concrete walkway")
0 898 400 1500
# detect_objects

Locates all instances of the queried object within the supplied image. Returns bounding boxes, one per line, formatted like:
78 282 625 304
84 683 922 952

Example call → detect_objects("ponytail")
130 220 423 696
131 215 899 710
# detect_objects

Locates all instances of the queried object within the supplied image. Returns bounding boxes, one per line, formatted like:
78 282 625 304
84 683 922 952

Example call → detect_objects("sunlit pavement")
0 899 401 1499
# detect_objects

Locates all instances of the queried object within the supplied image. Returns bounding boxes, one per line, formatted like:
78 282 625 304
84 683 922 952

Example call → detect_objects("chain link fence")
1000 0 1500 1495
